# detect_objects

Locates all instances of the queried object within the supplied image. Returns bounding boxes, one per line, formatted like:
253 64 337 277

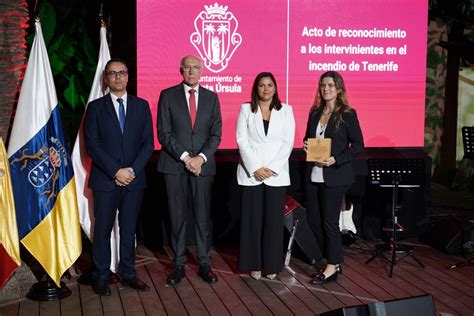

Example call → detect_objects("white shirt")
110 92 127 121
183 83 199 112
179 84 207 162
311 121 325 183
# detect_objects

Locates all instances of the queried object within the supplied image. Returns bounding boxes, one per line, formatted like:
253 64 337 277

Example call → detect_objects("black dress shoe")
167 266 185 285
310 264 342 278
198 266 218 284
122 278 150 291
310 271 338 284
310 271 322 278
92 280 111 296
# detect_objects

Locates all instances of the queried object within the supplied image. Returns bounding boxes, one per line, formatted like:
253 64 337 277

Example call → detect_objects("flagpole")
99 3 104 23
33 0 40 19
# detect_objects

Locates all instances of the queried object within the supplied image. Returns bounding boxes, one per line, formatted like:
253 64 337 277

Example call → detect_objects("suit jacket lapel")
254 105 266 141
178 85 193 128
124 95 136 135
266 107 282 138
325 114 336 138
194 86 211 130
104 94 122 135
195 87 204 128
309 109 322 138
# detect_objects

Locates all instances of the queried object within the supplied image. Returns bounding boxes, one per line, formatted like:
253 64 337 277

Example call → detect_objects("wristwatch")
129 168 135 177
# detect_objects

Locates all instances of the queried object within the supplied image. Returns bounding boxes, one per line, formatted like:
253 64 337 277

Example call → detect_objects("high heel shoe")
266 273 277 280
310 271 338 284
310 264 342 278
250 271 261 280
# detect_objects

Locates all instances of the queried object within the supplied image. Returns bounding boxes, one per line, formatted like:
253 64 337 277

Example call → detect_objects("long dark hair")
250 72 282 113
311 71 352 127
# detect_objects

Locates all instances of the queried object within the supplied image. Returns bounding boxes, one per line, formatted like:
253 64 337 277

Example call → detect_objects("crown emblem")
190 3 242 73
204 3 228 16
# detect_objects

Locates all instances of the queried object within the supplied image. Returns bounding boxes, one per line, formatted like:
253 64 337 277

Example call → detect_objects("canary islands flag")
7 19 82 287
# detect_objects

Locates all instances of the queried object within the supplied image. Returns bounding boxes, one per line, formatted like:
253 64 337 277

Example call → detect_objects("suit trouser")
164 173 214 267
305 180 348 264
92 187 144 281
238 184 286 274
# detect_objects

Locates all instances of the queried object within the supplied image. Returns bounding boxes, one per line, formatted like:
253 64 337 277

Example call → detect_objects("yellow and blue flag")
7 19 82 287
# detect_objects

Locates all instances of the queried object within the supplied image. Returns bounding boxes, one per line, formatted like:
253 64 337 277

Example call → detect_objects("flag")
7 19 81 287
0 137 20 289
71 25 121 273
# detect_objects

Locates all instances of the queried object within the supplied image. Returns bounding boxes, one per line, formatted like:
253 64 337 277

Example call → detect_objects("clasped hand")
254 167 273 181
315 156 336 167
115 168 135 186
184 155 204 176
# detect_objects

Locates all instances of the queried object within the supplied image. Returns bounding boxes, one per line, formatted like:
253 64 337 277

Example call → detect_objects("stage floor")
1 242 473 315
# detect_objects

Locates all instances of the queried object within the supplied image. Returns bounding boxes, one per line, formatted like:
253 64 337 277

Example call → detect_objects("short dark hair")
104 58 128 73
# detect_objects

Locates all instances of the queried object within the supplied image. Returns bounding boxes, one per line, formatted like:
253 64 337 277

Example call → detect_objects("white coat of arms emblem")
190 3 242 73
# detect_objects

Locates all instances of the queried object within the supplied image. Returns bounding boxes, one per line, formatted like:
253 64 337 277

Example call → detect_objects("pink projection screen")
137 0 428 149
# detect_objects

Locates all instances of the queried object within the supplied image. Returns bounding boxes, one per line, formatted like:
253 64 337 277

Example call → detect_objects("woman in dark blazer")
303 71 364 284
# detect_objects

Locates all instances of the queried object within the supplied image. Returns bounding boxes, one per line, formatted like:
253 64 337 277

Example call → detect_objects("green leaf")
64 75 79 110
38 1 56 44
49 52 66 73
83 37 96 65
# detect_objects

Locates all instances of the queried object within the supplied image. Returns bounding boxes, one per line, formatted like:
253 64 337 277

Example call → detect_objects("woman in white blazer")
236 72 295 280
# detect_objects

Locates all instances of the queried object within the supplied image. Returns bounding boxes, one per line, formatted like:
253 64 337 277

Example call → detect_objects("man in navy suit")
84 58 154 295
157 55 222 284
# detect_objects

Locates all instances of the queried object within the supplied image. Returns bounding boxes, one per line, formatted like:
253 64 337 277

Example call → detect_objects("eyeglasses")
106 70 128 78
320 83 336 89
181 65 202 73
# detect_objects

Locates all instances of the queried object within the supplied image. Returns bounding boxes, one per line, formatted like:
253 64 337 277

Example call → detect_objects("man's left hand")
186 156 204 176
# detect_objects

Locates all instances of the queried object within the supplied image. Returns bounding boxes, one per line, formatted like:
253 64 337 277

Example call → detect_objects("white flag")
71 25 121 273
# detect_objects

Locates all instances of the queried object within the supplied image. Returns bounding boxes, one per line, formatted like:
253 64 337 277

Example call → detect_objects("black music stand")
449 126 474 268
461 126 474 159
365 158 425 277
448 217 474 269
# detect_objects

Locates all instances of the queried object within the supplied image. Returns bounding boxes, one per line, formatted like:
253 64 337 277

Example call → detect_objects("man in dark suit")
84 58 154 295
157 55 222 284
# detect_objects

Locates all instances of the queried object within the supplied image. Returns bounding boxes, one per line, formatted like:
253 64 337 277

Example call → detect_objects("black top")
263 119 269 136
304 108 364 187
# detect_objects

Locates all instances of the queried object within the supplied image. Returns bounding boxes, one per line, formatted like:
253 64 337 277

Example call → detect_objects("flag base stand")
26 278 71 301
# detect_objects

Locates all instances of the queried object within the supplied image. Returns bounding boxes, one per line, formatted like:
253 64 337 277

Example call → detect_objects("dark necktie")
189 89 196 127
118 97 126 133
